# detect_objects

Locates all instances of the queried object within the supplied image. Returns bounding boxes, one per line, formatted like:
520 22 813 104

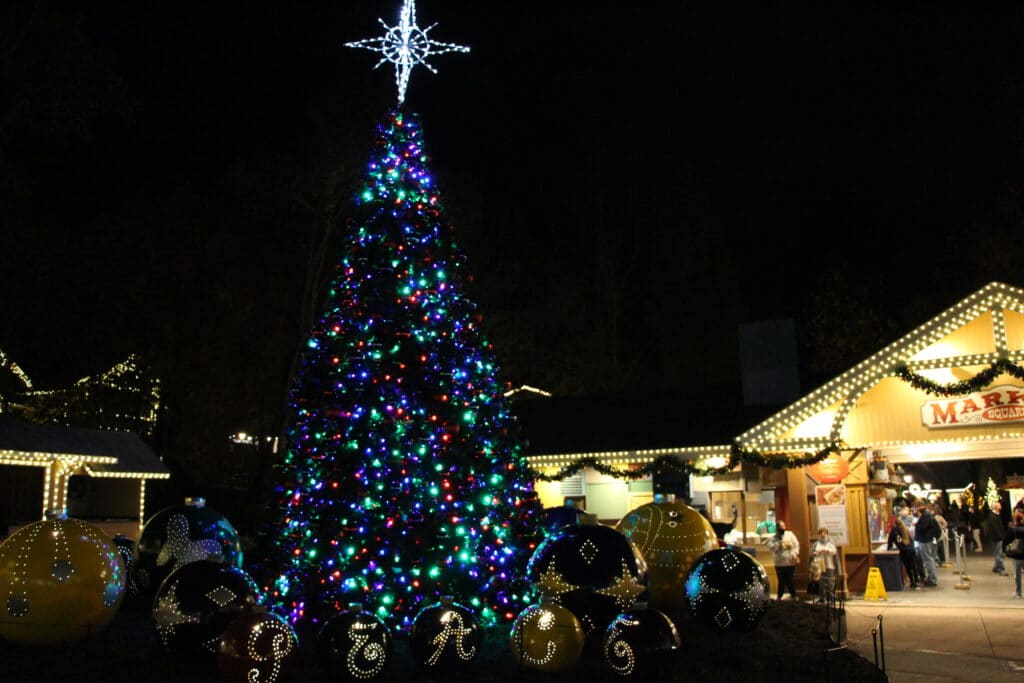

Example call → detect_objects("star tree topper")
345 0 470 105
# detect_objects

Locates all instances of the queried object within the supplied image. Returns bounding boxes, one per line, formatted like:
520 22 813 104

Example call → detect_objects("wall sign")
921 384 1024 429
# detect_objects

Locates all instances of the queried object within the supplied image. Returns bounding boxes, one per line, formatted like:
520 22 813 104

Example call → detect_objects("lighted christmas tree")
985 476 999 508
260 2 539 633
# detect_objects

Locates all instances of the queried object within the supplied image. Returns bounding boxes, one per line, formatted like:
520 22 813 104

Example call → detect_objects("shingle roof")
0 415 169 478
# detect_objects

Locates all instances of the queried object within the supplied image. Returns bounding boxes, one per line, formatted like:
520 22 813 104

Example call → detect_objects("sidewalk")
843 550 1024 682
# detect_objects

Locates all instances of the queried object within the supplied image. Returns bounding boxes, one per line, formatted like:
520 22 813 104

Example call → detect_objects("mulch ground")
0 599 885 682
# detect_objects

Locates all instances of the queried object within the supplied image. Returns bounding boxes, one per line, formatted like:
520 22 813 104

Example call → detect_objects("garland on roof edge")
527 440 841 482
894 357 1024 396
528 359 1024 483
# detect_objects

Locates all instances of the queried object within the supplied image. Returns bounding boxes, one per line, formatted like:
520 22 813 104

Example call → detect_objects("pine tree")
260 110 540 632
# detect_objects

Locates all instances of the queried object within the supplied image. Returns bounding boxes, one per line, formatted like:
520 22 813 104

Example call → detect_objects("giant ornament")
510 602 584 672
135 497 242 599
317 602 393 682
526 523 648 640
410 597 481 673
218 608 299 683
615 500 717 610
0 513 125 643
602 606 680 679
152 559 261 662
684 547 770 632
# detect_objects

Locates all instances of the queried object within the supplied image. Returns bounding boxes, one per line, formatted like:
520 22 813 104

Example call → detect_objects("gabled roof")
737 281 1024 453
0 415 170 479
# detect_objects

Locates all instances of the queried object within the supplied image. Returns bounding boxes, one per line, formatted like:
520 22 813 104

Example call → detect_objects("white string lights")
345 0 469 105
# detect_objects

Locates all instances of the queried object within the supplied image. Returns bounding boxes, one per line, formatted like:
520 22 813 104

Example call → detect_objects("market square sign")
922 384 1024 429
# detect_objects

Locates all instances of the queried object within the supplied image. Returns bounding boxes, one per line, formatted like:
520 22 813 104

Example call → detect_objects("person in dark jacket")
888 516 921 589
914 504 940 586
983 501 1007 575
1003 509 1024 598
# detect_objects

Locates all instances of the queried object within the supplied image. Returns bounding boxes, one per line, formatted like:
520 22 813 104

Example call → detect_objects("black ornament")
317 603 392 682
409 597 481 673
151 559 261 663
526 523 648 640
218 609 299 683
112 534 141 607
684 547 770 632
602 607 680 679
135 497 243 600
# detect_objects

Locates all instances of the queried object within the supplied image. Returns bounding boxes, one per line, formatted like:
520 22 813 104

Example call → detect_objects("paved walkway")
843 549 1024 681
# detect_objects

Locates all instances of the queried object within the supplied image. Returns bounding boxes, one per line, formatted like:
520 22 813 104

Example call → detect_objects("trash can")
872 550 904 591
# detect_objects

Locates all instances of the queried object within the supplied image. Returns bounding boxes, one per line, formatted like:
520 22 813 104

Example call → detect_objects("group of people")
886 496 1024 596
764 519 838 603
886 502 943 588
755 497 1024 601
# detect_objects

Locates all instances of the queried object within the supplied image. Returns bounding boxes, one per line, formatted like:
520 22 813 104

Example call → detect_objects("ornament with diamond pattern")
602 606 680 679
317 602 393 681
526 522 648 647
0 512 125 643
410 596 481 672
151 559 261 664
510 601 584 672
683 547 770 632
135 497 243 600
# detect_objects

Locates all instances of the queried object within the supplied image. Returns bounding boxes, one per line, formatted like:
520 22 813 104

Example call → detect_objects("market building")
519 281 1024 596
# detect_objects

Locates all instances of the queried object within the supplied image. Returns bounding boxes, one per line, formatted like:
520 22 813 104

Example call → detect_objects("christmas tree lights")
262 110 540 633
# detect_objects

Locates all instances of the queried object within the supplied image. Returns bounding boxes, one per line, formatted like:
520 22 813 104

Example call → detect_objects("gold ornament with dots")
510 602 584 672
0 512 125 643
615 500 717 610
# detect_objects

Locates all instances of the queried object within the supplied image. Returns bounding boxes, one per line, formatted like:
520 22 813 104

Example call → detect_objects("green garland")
527 440 841 482
526 359 1024 484
894 357 1024 396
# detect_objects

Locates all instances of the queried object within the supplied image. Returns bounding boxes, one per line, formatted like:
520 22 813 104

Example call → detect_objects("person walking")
766 520 800 601
983 500 1007 575
1004 509 1024 598
810 526 838 603
914 504 940 586
888 516 921 589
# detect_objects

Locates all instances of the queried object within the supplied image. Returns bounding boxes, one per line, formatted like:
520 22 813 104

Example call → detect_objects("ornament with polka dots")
0 512 125 643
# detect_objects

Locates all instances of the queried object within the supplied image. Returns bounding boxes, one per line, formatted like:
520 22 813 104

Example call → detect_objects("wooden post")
785 466 811 593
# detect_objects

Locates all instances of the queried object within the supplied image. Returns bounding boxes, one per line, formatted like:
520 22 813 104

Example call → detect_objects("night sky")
4 2 1024 432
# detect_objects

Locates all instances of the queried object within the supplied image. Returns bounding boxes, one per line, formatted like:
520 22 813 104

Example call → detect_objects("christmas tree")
985 476 999 508
260 4 539 633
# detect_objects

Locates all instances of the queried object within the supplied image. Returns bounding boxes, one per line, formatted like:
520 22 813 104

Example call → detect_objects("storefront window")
707 492 774 546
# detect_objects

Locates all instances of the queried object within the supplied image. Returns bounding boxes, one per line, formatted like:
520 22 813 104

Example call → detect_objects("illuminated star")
345 0 470 105
534 563 578 602
152 583 200 646
595 562 647 611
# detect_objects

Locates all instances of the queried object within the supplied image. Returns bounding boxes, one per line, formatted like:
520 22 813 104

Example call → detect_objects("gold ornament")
510 602 584 672
615 501 716 610
0 515 125 643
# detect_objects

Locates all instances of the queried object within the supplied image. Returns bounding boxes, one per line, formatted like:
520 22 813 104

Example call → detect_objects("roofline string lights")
527 282 1024 482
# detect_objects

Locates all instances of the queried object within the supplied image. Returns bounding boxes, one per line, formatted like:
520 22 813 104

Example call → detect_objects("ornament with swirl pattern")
317 602 393 681
602 606 680 679
410 596 481 673
510 602 584 672
217 608 299 683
